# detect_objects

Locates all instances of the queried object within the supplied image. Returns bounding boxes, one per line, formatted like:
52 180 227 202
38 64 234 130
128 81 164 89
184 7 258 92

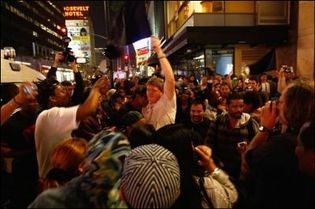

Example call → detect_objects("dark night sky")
56 1 107 48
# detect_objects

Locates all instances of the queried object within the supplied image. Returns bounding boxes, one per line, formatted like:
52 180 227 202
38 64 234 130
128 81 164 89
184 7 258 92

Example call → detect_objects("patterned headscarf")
121 144 181 208
68 130 131 208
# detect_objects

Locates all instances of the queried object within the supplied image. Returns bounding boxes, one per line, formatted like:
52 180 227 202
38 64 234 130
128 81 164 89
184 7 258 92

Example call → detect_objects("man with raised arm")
142 36 176 130
35 60 109 178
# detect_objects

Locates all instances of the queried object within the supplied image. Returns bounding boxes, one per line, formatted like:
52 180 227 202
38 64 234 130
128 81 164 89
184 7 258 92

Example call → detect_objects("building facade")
1 1 66 71
148 1 313 79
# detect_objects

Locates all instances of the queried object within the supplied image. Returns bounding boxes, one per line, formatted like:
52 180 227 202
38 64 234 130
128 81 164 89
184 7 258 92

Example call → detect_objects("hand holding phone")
237 141 248 154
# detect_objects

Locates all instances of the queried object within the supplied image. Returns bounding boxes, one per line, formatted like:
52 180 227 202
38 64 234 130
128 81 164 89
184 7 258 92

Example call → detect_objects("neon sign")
63 6 89 18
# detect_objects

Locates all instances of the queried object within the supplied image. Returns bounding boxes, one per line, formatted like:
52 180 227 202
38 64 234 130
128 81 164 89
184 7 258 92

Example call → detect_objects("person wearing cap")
110 144 181 209
142 36 176 130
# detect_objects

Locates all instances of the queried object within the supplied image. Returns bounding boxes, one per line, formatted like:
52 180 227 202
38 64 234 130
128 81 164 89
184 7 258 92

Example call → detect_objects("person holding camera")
244 79 314 208
277 65 298 94
46 51 85 105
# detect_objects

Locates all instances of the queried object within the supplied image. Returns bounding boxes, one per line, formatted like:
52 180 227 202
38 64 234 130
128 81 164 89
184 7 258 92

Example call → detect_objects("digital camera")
60 37 75 64
60 48 75 63
282 65 293 73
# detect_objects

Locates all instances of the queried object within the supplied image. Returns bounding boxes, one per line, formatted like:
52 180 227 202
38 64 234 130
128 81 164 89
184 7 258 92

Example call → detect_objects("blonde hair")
146 76 164 92
51 137 88 173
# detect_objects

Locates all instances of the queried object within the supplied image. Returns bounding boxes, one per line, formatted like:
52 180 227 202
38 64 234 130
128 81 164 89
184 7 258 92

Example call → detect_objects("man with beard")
182 100 211 141
206 92 259 180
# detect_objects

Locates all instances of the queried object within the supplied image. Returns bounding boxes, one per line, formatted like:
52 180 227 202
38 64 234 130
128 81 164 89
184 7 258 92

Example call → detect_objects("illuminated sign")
63 6 89 18
65 19 91 62
137 47 149 56
132 37 151 66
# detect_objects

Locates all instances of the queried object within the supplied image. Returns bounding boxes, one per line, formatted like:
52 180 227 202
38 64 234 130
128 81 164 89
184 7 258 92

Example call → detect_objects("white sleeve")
36 106 80 136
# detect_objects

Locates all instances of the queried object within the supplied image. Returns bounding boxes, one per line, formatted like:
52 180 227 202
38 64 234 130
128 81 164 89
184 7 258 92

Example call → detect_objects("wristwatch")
259 126 273 134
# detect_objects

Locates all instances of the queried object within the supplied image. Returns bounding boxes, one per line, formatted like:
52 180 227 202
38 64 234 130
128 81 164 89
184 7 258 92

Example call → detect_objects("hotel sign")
64 6 90 18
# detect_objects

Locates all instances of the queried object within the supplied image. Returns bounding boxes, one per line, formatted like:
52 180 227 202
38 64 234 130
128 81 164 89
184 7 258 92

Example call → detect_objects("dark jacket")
245 132 313 208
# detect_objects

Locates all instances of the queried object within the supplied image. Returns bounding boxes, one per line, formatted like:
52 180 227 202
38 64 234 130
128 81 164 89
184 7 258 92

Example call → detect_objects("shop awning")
163 26 289 59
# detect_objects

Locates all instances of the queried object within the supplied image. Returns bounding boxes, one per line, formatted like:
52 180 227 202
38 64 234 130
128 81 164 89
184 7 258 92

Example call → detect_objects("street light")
89 33 108 41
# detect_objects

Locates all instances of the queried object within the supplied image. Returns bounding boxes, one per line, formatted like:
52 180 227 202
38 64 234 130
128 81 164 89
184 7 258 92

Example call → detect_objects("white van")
1 49 46 83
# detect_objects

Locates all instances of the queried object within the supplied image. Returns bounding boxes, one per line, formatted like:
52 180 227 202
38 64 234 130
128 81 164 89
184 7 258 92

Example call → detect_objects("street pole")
88 31 115 87
103 1 114 88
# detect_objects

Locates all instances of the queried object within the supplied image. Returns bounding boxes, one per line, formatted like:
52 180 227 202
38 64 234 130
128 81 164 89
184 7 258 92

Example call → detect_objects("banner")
108 1 152 46
249 49 276 75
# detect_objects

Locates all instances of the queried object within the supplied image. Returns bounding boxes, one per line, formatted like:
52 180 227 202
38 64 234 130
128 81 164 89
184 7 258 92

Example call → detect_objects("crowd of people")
1 36 314 208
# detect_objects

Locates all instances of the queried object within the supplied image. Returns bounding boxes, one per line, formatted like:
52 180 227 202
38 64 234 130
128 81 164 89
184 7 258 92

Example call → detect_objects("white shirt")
35 106 80 178
142 93 176 130
261 82 270 93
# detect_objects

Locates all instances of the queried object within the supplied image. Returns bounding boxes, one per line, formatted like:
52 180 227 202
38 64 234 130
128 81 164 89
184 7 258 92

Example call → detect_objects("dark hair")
132 85 147 99
80 27 87 35
36 78 60 110
153 124 203 208
61 80 72 86
109 91 124 106
0 83 18 106
248 75 258 82
299 119 314 150
243 91 262 111
129 124 156 149
227 92 244 105
190 99 206 111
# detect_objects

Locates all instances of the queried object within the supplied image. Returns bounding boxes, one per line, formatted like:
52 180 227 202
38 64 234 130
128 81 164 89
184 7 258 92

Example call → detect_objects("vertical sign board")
64 6 91 63
132 37 151 66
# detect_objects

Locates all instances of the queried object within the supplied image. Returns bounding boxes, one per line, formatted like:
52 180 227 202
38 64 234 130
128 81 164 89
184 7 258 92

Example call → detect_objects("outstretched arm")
277 68 286 94
151 36 175 100
69 61 85 105
47 51 63 79
1 82 38 126
76 76 109 122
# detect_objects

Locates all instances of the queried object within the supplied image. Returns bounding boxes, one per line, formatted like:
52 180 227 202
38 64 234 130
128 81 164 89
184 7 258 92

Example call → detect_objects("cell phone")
191 141 201 161
192 148 204 177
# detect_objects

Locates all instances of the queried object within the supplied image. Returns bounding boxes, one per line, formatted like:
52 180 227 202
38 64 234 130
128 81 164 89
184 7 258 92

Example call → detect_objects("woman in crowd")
153 124 238 208
39 137 88 192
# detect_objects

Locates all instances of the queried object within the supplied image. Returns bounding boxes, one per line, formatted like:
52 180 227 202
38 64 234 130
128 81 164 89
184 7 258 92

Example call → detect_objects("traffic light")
61 27 67 35
124 54 129 65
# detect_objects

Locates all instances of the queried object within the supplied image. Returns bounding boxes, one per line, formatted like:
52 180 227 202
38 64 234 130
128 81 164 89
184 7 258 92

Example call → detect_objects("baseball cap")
121 144 180 208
